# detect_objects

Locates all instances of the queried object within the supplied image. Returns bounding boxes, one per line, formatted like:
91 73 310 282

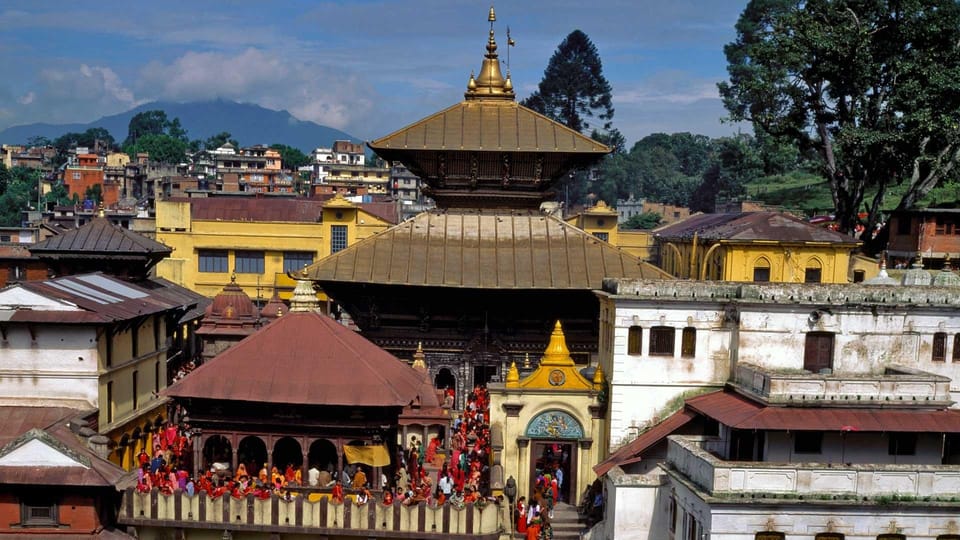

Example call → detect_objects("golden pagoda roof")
305 209 671 289
509 321 594 391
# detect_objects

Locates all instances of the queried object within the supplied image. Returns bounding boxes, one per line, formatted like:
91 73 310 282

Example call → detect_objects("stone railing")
734 363 953 406
667 436 960 500
119 489 502 539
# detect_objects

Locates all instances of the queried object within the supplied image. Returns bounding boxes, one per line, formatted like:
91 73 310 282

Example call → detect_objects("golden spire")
523 352 531 369
592 363 605 389
465 6 514 100
412 342 427 371
505 361 520 387
540 320 575 366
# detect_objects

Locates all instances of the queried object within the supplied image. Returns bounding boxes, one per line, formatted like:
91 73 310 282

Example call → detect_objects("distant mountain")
0 100 359 153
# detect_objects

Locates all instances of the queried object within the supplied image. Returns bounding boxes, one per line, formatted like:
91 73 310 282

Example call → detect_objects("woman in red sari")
515 496 527 534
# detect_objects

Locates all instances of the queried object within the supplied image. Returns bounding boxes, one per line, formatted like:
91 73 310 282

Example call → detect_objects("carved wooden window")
756 534 785 540
681 327 696 357
20 497 58 527
933 332 947 362
649 326 675 356
627 326 642 355
804 332 834 372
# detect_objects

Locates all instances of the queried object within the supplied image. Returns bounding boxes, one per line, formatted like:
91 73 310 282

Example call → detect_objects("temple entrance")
529 441 576 504
473 364 498 386
434 368 456 403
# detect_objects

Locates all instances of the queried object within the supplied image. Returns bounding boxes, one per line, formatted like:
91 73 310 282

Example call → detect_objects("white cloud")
17 91 34 105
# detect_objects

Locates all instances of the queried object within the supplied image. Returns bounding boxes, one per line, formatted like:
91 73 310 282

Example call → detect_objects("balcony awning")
343 444 391 467
686 390 960 433
594 409 696 477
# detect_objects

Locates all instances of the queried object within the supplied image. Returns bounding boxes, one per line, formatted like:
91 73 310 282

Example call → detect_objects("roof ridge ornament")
465 6 514 101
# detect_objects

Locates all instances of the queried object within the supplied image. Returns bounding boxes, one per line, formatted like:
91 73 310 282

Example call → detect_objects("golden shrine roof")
508 321 596 391
368 100 609 154
305 209 671 289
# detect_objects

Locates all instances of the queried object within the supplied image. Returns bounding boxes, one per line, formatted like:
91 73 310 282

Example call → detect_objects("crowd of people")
134 421 194 495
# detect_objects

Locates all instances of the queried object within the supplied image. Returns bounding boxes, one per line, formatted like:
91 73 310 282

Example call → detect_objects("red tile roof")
163 311 438 408
686 390 960 432
655 212 860 244
593 409 696 476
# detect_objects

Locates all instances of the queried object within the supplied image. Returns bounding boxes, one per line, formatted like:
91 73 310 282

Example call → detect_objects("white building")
590 278 960 540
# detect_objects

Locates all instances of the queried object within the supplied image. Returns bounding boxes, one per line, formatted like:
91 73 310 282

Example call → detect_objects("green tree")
269 144 310 170
622 212 662 230
44 181 72 207
204 131 238 150
522 30 615 134
720 0 960 233
124 134 188 164
84 184 103 204
0 165 38 226
690 135 763 212
124 110 188 147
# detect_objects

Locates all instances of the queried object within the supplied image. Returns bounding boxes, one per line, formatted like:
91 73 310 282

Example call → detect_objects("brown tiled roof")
593 409 696 476
655 212 860 244
3 273 185 324
178 197 397 225
686 390 960 432
369 100 609 154
31 217 171 257
163 311 438 408
306 209 670 288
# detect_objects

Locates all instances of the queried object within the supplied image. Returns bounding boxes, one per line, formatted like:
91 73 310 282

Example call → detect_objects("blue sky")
0 0 749 147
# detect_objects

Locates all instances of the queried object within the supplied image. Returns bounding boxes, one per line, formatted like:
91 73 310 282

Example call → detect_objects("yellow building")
106 152 131 167
155 195 395 300
655 211 861 283
488 321 606 503
565 200 658 261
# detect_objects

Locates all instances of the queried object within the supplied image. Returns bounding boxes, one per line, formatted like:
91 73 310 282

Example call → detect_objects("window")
131 323 139 358
72 171 80 180
756 534 785 540
681 327 696 357
804 267 822 283
594 232 609 242
933 332 947 362
815 535 844 540
877 535 906 540
154 361 160 394
935 217 958 235
131 371 138 410
794 431 823 454
889 433 917 456
804 332 834 372
668 495 677 533
331 225 348 254
20 497 58 527
853 270 865 283
627 326 642 355
283 251 314 273
198 250 228 273
649 326 675 356
954 334 960 361
106 381 114 423
234 251 264 274
753 258 771 282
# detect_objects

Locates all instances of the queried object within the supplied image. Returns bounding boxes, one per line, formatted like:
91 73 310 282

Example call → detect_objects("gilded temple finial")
465 6 514 100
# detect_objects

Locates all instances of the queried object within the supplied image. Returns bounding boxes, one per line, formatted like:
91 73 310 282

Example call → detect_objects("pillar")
517 437 529 499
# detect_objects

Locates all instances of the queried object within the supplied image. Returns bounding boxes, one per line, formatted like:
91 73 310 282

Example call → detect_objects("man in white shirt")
438 473 454 498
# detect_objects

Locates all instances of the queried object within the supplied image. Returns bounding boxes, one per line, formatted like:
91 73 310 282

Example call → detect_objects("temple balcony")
666 435 960 502
119 488 504 539
733 363 953 407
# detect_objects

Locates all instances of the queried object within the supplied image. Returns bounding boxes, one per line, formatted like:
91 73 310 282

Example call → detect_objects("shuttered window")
650 326 675 356
933 332 947 362
627 326 642 355
804 332 834 372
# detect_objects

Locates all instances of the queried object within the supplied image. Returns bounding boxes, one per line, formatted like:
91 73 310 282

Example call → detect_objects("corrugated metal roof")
306 209 670 289
656 212 860 244
5 273 187 324
181 197 398 225
686 390 960 432
369 100 609 154
164 311 439 408
594 409 696 476
31 217 171 256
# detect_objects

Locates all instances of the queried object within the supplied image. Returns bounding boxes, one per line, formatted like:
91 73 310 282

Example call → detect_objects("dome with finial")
864 257 898 286
933 256 960 287
205 274 258 320
901 256 932 286
260 290 289 321
289 267 320 312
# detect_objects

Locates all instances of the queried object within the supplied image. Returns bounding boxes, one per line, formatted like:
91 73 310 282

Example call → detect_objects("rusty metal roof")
306 209 670 289
656 212 860 245
163 311 439 408
686 390 960 432
178 197 398 225
368 100 609 154
0 407 131 489
593 408 696 476
2 273 188 324
31 217 171 257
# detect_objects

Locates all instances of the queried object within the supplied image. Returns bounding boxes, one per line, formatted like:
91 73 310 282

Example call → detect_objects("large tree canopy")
720 0 960 234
